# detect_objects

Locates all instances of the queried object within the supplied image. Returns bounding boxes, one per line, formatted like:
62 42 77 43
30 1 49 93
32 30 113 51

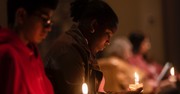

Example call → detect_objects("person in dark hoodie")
45 0 118 94
0 0 58 94
45 0 142 94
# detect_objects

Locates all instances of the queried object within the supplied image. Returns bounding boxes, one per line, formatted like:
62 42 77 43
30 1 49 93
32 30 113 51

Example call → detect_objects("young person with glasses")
0 0 58 94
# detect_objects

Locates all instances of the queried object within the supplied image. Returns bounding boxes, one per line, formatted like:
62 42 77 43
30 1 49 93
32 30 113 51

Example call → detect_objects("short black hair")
70 0 118 31
7 0 59 27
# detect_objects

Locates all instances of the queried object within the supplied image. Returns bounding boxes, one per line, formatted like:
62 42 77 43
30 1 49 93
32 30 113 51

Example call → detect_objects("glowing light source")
134 72 139 84
82 83 88 94
169 67 177 82
129 72 143 91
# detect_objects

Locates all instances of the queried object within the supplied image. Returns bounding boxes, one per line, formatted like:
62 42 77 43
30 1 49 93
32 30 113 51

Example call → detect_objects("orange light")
82 83 88 94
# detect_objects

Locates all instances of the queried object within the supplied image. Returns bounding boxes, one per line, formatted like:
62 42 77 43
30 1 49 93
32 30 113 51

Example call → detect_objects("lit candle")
135 72 139 84
169 67 177 82
129 72 143 91
82 83 88 94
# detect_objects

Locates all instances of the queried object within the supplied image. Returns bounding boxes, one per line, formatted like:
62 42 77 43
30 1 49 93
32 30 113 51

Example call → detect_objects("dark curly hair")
70 0 118 31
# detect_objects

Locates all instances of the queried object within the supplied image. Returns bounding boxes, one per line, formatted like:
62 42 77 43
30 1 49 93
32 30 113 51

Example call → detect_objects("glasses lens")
40 15 53 28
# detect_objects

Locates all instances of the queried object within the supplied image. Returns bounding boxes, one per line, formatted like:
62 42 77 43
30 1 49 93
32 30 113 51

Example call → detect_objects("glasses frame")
33 12 53 28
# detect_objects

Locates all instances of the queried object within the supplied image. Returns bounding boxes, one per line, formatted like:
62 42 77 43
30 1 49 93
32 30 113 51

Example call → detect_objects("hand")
97 88 143 94
125 87 143 94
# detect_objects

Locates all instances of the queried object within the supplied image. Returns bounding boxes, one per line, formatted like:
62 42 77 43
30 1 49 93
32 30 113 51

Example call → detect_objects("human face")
21 8 54 44
91 29 114 54
139 38 151 54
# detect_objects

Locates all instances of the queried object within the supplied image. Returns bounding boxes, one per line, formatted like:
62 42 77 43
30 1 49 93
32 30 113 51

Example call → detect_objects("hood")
0 28 15 44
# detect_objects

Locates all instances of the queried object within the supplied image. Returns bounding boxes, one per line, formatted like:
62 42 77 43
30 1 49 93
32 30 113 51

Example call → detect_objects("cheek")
140 45 149 53
94 37 108 49
28 25 44 43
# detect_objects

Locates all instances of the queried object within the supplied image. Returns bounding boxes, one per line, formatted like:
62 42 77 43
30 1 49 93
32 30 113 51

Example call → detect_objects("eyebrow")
36 10 51 17
106 29 113 34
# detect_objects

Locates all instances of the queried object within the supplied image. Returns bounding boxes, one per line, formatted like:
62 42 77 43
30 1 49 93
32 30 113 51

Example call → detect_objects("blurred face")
139 38 151 54
123 44 132 60
19 8 54 44
90 28 114 54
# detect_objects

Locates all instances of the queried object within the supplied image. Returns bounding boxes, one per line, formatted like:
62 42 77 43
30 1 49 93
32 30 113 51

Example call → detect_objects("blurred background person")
128 31 163 93
98 37 145 92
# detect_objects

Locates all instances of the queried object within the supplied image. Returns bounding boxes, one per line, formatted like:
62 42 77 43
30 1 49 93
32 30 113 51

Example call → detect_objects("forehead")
106 28 117 34
105 29 113 34
35 8 54 16
109 27 117 33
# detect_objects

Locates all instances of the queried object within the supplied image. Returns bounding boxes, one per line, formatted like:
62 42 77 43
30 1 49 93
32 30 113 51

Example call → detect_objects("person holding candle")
128 31 163 93
0 0 59 94
128 31 162 78
98 37 145 92
156 67 180 94
45 0 118 94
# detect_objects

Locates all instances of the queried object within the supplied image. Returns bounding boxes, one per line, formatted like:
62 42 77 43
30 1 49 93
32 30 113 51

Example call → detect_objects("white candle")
157 62 171 82
170 67 175 76
82 83 88 94
169 67 177 82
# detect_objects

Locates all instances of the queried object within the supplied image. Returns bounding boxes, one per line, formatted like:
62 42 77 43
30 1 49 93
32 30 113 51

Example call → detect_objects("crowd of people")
0 0 179 94
98 32 180 94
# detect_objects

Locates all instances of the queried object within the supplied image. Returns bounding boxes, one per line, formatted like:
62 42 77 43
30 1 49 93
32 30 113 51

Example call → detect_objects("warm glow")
47 20 51 24
129 72 143 91
134 72 139 84
170 67 175 76
82 83 88 94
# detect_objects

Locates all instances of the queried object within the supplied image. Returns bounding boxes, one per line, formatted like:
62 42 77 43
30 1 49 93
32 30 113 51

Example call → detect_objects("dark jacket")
45 25 103 94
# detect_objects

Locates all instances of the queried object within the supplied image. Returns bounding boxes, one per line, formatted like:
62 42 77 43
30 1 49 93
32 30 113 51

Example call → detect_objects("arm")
0 50 23 94
45 45 85 94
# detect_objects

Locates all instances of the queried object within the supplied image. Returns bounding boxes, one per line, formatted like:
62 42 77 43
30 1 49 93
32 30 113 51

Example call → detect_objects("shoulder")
0 43 16 55
0 44 18 64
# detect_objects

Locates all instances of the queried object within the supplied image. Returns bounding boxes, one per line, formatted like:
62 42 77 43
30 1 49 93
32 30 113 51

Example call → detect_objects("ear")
15 8 27 25
90 19 98 33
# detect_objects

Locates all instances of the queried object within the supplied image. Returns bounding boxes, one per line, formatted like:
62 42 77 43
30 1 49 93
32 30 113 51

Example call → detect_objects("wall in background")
163 0 180 71
105 0 165 64
0 0 7 27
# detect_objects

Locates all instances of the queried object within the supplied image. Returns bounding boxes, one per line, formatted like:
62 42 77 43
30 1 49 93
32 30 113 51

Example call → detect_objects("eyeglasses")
40 14 53 28
33 13 53 28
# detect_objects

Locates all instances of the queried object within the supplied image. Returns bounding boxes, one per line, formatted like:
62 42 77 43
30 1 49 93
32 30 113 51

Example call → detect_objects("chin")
34 39 43 44
98 48 104 52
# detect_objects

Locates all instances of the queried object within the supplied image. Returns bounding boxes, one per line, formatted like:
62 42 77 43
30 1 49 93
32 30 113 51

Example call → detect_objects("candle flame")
170 67 175 76
134 72 139 84
82 83 88 94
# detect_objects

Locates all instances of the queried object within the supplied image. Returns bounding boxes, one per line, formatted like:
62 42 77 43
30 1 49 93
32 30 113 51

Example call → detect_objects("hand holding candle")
129 72 143 91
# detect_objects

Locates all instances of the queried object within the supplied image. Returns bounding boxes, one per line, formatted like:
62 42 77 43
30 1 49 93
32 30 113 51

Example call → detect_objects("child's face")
18 8 54 44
